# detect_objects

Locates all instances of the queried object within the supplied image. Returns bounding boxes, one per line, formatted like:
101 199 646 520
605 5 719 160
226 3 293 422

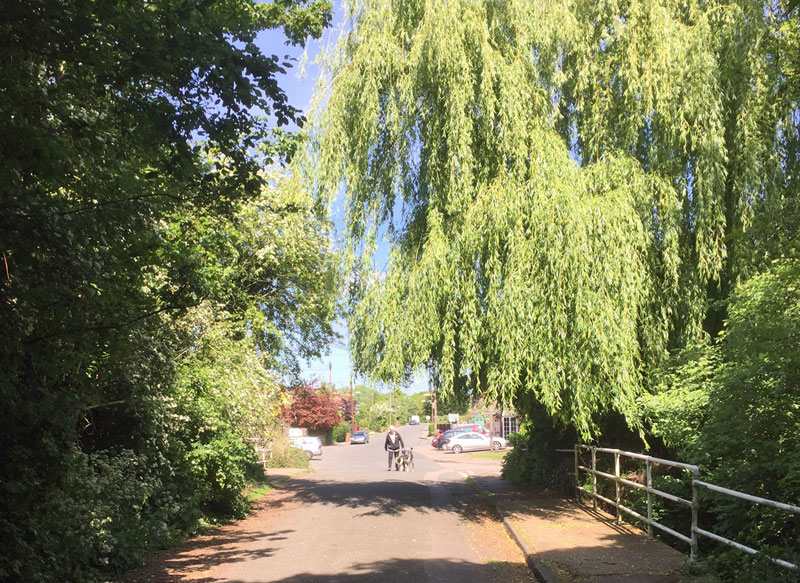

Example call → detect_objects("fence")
248 437 273 469
559 444 800 571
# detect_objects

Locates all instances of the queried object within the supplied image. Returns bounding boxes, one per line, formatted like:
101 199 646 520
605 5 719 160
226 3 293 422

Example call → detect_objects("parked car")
432 429 455 448
350 430 369 444
432 425 488 448
441 432 508 453
291 436 323 459
453 423 488 436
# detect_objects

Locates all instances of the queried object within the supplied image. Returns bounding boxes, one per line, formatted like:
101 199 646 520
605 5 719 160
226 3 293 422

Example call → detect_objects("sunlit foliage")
0 1 336 580
311 0 799 439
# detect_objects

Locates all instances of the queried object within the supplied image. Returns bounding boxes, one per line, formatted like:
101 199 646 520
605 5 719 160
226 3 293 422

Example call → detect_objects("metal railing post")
691 468 699 562
646 459 653 537
592 446 598 510
615 450 622 524
560 445 798 572
574 444 580 501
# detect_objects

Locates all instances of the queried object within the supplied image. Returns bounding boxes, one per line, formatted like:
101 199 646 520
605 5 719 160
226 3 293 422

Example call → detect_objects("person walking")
384 425 404 470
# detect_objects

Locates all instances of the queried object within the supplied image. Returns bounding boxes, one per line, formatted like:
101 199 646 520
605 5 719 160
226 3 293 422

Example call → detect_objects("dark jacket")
384 431 404 451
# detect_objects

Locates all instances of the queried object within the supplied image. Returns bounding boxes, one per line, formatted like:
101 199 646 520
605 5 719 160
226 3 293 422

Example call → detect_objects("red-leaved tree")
283 382 341 431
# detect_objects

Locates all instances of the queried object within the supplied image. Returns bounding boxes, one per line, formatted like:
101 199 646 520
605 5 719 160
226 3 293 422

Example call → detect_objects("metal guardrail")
558 444 800 570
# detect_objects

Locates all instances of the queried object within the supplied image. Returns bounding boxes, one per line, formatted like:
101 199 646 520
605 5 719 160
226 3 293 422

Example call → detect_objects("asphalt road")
213 425 532 583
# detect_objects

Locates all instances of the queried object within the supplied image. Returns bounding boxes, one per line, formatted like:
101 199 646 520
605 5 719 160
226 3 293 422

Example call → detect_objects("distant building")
458 402 520 438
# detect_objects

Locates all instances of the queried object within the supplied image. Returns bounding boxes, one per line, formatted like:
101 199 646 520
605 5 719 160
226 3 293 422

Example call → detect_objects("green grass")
244 479 274 503
468 451 509 460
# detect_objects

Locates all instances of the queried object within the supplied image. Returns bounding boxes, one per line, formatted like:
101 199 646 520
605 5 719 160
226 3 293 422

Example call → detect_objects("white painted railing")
248 436 273 468
558 445 800 570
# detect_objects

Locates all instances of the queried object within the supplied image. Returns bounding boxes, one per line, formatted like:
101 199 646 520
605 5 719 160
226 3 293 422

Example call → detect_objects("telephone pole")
350 374 355 434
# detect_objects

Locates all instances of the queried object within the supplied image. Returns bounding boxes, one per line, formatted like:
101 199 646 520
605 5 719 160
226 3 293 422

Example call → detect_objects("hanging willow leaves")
311 0 799 438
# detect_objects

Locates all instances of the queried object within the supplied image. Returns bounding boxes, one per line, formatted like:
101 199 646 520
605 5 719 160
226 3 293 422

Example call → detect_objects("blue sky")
255 9 427 394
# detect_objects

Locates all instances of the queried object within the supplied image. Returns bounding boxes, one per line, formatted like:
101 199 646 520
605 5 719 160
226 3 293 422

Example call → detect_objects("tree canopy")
312 0 800 438
0 1 337 580
283 382 342 431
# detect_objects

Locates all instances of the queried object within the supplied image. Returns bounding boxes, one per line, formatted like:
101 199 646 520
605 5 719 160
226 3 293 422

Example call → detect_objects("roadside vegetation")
2 0 798 581
351 383 426 431
1 1 334 581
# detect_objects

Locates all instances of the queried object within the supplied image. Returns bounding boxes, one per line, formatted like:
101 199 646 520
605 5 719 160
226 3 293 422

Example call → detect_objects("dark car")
433 425 490 448
432 429 455 449
350 430 369 444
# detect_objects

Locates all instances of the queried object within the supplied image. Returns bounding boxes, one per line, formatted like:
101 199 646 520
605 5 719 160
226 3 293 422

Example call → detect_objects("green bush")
266 443 311 469
501 397 576 492
185 435 255 519
332 421 350 443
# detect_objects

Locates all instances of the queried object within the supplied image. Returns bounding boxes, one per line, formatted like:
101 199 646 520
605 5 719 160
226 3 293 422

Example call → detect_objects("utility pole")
427 373 438 435
329 361 332 389
431 389 437 431
487 400 493 448
350 374 355 434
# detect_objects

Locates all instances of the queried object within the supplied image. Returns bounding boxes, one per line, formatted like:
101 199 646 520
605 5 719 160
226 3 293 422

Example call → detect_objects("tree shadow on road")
269 476 497 524
118 476 516 583
117 528 296 583
221 557 534 583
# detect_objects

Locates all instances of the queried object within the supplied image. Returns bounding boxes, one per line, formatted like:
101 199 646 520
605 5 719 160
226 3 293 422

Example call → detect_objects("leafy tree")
352 384 383 429
702 259 799 561
311 0 800 442
0 1 335 581
645 256 800 579
283 383 342 432
314 0 674 438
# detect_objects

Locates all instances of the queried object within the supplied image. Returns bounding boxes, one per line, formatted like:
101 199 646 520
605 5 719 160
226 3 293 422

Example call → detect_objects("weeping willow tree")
310 0 799 439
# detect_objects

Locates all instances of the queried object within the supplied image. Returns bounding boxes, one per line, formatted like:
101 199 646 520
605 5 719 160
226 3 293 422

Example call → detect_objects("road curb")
465 476 559 583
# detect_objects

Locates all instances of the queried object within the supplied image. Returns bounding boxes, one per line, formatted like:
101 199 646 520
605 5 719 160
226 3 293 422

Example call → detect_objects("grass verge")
469 451 509 461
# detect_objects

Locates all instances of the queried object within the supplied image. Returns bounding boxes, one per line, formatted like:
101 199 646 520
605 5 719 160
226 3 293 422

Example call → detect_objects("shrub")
266 443 311 469
502 429 574 491
332 421 350 443
501 397 576 492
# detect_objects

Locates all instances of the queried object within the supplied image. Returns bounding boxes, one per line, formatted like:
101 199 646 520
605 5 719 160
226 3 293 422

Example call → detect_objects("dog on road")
395 448 414 471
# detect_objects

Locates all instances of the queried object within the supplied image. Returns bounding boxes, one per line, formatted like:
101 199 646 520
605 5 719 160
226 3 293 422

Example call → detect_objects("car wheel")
306 450 313 459
452 445 463 454
492 441 502 451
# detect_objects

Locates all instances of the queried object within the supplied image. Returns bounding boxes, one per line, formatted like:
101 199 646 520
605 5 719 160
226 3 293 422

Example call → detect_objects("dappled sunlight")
219 557 533 583
117 529 297 583
267 476 497 525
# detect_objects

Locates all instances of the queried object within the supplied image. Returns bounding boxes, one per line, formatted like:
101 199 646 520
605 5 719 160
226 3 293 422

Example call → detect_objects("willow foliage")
312 0 798 437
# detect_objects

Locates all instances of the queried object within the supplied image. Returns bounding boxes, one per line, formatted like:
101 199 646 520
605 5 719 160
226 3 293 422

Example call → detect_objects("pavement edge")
464 475 559 583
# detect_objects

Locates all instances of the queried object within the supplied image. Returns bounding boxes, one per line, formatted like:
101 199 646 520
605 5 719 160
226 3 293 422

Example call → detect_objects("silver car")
441 432 508 453
291 436 323 459
350 430 369 444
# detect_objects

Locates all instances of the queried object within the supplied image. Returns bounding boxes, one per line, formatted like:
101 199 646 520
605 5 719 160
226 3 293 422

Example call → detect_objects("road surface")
121 424 531 583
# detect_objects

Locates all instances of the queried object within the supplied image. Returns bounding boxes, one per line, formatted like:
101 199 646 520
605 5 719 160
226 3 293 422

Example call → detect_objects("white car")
291 436 323 459
441 432 508 453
